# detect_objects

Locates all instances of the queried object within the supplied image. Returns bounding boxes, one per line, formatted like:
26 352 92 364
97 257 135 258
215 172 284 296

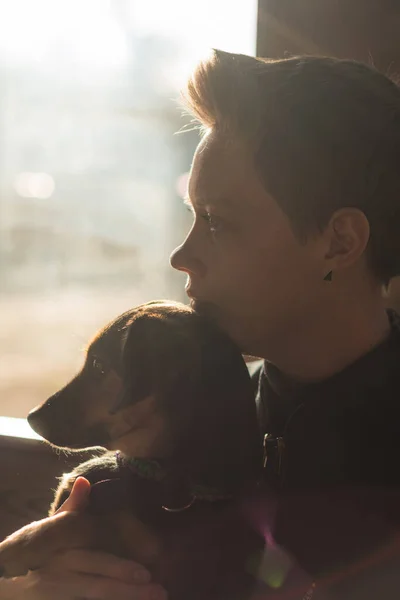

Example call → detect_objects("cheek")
218 231 314 307
188 222 213 257
83 372 123 426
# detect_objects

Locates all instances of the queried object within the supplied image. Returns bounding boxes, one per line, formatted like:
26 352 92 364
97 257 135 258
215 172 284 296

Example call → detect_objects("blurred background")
0 0 256 423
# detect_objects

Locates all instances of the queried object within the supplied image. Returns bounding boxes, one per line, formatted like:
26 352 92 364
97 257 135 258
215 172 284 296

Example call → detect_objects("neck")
259 292 391 383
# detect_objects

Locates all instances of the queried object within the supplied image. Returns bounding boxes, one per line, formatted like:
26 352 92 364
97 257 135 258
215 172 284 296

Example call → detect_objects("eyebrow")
183 194 235 209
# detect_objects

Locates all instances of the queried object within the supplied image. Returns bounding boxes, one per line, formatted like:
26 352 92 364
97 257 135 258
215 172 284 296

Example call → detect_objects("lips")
184 283 195 298
185 281 204 301
185 288 204 308
185 289 203 306
189 298 219 322
184 283 217 318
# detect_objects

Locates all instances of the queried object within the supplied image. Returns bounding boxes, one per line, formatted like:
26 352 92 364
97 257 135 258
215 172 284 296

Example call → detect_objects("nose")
27 404 52 439
169 244 185 271
169 242 206 277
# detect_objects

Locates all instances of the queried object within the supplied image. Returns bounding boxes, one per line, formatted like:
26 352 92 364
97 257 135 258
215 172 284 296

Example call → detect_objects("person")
2 49 400 598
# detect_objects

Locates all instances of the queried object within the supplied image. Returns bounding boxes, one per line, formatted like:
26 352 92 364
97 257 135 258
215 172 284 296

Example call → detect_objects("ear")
109 320 154 414
322 208 370 275
110 315 197 414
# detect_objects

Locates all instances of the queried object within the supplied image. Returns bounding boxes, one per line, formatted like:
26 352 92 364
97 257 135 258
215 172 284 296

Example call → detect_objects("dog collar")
115 451 231 504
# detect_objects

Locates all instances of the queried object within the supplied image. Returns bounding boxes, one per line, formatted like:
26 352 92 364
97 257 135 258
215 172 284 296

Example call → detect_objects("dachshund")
0 301 264 599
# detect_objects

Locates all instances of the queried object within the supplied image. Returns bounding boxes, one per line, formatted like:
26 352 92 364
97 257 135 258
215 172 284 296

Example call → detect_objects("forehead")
86 311 135 369
188 132 268 211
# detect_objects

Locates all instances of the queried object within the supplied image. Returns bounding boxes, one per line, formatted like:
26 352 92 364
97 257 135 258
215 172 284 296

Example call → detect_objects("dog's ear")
176 328 263 495
110 314 198 414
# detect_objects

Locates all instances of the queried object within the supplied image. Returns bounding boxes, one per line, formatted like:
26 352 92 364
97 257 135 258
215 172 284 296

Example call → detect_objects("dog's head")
28 300 262 493
28 305 135 450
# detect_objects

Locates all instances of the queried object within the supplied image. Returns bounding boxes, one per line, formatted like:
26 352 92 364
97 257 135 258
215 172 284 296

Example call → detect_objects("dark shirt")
248 311 400 598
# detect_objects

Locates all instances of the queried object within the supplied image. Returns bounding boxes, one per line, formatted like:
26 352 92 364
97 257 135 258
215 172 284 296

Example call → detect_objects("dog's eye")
92 358 106 376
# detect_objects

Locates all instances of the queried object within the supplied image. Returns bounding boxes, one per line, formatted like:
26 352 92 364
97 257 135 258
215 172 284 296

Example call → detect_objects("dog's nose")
27 406 51 439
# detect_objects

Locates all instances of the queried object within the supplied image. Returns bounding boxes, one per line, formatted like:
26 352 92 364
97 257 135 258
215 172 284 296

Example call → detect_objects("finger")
55 477 91 514
30 569 167 600
51 549 151 584
81 578 167 600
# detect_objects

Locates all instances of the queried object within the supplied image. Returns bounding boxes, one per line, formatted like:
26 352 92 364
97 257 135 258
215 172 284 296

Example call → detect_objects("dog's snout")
27 387 101 449
27 404 52 439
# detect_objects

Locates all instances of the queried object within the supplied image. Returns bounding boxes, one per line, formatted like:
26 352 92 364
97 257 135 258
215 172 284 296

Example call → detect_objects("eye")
92 357 107 376
200 211 222 234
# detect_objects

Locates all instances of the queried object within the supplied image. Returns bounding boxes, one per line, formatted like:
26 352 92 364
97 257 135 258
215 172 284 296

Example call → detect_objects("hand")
0 477 95 577
2 549 167 600
0 478 167 600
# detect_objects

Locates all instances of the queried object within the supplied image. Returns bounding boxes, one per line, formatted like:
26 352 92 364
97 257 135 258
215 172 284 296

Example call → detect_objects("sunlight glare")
0 0 127 69
0 0 255 74
0 416 43 440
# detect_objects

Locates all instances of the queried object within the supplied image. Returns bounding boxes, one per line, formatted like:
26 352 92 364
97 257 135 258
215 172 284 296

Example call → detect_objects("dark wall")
257 0 400 310
0 436 88 541
257 0 400 73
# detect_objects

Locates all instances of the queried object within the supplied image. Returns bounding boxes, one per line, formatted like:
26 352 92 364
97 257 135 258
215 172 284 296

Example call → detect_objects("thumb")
55 476 91 514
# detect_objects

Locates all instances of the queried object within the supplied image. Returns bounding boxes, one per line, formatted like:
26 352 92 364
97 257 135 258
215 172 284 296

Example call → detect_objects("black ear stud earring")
323 271 333 282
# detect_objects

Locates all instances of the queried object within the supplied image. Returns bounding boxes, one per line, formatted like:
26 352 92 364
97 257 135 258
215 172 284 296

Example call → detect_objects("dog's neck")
115 452 231 503
106 396 174 458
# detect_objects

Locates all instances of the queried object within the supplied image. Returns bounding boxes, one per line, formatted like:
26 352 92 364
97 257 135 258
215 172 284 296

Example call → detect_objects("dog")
0 300 264 599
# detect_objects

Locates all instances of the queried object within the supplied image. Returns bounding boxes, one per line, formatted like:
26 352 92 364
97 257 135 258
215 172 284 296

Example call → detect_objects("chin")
190 298 220 321
190 299 238 341
47 425 112 452
189 298 256 355
46 440 106 454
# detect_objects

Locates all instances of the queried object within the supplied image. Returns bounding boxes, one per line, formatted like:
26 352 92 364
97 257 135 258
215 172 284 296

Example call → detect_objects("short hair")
182 49 400 284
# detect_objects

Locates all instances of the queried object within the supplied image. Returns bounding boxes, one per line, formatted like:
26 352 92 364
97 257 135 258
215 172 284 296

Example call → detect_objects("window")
0 0 256 434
